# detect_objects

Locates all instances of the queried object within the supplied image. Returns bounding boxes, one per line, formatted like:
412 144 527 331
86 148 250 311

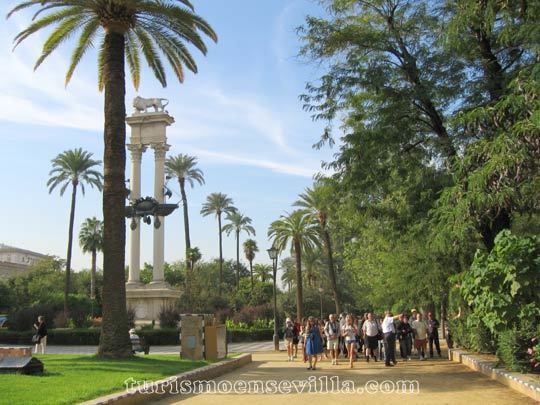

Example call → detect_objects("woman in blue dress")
305 316 323 370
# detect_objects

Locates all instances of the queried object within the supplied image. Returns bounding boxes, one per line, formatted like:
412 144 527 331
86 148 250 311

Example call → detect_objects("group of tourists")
283 309 443 370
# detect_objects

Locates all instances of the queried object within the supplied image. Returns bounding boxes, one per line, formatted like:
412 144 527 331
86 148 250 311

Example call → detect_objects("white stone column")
127 144 147 286
150 143 169 285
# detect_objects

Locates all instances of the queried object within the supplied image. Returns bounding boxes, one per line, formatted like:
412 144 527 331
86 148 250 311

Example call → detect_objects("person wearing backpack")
284 318 297 361
324 313 340 365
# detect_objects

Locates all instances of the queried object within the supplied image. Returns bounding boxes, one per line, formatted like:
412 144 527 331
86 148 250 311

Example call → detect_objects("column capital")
127 144 147 162
151 143 170 160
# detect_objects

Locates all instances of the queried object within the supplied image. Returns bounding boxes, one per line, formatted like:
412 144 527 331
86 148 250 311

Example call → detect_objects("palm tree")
165 154 204 262
9 0 217 358
186 247 202 271
254 263 273 283
268 210 320 321
242 239 258 289
295 185 342 314
185 246 201 299
200 193 236 294
79 217 104 300
280 258 295 292
302 249 323 288
223 212 255 288
47 149 102 318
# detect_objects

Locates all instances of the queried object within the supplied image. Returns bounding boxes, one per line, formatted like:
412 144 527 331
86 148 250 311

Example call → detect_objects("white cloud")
179 146 316 177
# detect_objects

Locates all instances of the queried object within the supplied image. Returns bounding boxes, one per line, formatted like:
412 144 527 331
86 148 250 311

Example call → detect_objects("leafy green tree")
9 0 217 357
461 230 540 335
223 212 256 287
47 149 102 317
243 239 259 289
268 210 320 321
231 278 274 308
201 193 236 294
295 183 341 313
165 154 205 261
79 217 103 300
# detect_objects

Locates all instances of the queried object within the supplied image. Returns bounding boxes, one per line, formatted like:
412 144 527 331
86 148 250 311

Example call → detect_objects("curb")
448 348 540 402
80 353 252 404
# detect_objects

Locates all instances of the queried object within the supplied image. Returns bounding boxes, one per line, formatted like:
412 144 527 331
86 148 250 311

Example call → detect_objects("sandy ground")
149 351 535 405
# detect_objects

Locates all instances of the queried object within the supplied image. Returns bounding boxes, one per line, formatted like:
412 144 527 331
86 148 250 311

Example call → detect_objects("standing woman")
342 314 358 368
362 312 380 362
305 316 324 370
33 315 48 354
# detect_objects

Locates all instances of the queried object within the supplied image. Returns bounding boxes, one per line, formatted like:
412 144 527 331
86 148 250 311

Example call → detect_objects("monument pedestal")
126 283 180 327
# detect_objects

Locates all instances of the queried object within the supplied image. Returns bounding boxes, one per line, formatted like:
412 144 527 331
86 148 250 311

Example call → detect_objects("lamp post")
267 246 279 351
318 287 324 319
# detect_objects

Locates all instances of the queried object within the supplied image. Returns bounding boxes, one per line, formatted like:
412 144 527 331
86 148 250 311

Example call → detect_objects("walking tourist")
305 316 324 370
324 314 340 365
397 314 413 360
284 318 297 361
342 314 358 368
33 315 47 354
412 312 428 360
293 318 301 358
381 310 400 367
427 312 442 358
362 312 380 362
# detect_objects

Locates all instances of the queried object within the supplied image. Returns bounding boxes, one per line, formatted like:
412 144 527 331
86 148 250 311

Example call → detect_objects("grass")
0 354 208 405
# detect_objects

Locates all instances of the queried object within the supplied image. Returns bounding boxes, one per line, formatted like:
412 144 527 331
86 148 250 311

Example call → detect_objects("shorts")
414 338 427 349
366 335 379 350
284 337 294 345
345 338 356 345
292 337 299 345
327 339 339 350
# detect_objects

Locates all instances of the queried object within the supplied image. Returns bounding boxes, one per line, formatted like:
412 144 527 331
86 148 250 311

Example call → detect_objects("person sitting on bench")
129 328 149 354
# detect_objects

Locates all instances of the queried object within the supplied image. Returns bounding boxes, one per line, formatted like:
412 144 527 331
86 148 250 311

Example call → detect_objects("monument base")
126 283 180 327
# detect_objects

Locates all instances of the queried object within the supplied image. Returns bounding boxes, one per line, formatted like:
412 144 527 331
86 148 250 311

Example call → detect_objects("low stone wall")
80 353 252 404
448 348 540 402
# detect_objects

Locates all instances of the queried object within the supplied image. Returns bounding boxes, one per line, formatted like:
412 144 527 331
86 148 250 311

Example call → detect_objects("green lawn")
0 354 208 405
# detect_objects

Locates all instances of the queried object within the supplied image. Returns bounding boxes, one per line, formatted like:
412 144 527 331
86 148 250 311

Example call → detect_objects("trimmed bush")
497 323 539 373
0 328 101 345
139 328 179 345
0 326 277 345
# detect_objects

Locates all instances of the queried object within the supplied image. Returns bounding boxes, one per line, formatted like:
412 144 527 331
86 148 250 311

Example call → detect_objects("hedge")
0 327 277 345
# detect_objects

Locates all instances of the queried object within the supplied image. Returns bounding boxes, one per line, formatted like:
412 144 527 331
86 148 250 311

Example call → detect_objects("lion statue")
133 96 169 113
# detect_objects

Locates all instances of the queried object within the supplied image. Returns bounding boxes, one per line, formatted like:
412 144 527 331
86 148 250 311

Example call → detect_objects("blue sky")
0 0 334 272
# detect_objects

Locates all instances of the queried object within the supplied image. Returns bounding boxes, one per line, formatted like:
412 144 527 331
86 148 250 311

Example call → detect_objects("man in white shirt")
381 310 401 366
324 314 340 365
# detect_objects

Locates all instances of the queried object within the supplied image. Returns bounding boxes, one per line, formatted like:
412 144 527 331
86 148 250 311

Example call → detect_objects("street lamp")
267 246 279 352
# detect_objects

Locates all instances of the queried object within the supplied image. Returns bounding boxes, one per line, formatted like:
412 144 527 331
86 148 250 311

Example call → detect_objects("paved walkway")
4 341 282 354
149 352 534 405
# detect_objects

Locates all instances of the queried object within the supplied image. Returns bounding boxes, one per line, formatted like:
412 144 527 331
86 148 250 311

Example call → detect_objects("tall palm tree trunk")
98 28 132 358
294 238 303 321
90 249 97 300
64 181 78 318
218 213 223 295
323 229 341 314
180 179 192 299
235 230 240 287
179 179 191 254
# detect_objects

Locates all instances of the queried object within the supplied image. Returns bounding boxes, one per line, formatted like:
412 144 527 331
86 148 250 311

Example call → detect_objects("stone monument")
125 97 180 326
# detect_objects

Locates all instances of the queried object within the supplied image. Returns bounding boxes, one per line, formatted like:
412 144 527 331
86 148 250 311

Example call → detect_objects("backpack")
284 325 295 338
